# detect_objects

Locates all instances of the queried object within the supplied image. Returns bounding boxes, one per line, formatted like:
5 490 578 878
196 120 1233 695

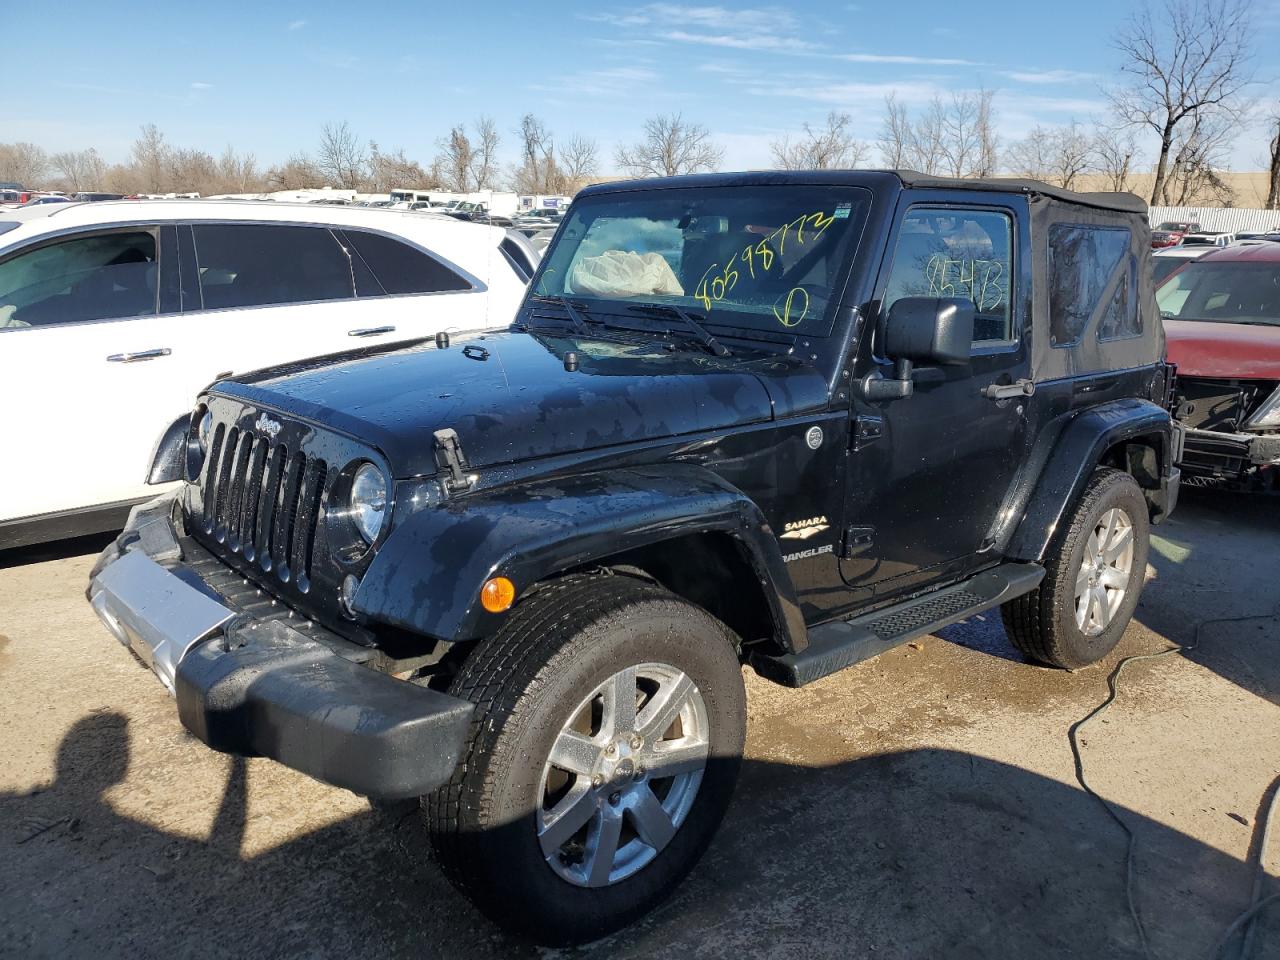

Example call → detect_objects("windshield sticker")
693 209 837 315
925 255 1007 313
833 203 852 219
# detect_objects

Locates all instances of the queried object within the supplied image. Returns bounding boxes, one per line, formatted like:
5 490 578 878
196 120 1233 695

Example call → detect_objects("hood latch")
434 428 473 494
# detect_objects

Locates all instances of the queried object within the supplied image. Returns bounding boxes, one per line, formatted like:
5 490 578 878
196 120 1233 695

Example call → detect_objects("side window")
0 230 157 329
190 224 354 310
1047 224 1132 347
1096 255 1140 341
342 230 471 295
883 207 1013 344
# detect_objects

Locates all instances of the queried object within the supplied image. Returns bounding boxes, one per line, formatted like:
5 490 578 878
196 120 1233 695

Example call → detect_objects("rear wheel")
1001 467 1150 669
425 574 746 945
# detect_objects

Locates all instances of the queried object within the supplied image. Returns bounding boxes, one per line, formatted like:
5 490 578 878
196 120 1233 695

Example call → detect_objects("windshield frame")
526 184 873 343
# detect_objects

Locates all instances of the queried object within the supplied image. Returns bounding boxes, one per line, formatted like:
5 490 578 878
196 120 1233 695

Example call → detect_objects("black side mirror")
861 297 975 400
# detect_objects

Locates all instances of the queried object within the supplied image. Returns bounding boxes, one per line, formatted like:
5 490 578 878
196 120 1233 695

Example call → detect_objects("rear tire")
1001 468 1150 669
425 574 746 945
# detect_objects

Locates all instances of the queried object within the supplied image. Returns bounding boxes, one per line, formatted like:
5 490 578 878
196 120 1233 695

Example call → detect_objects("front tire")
1001 468 1150 669
425 574 746 945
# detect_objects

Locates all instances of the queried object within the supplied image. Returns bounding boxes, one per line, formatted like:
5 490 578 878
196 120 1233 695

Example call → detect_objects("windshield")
534 185 870 337
1152 256 1196 285
1156 260 1280 326
1157 221 1193 232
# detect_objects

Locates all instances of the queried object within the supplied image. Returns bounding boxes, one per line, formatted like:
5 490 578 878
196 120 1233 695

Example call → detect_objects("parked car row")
0 200 538 548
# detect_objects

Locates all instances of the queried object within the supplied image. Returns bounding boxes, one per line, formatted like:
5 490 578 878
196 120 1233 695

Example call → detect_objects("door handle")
106 348 172 363
981 378 1035 400
348 325 396 337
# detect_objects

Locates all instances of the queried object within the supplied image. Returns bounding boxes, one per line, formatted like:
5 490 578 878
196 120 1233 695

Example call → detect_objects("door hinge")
850 415 883 451
840 525 875 558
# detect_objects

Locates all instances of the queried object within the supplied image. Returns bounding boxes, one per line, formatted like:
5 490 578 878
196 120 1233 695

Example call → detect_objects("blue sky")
8 0 1280 174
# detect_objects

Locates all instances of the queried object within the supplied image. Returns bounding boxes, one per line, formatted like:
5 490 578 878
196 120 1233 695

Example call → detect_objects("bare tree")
1110 0 1254 204
366 143 429 192
1007 123 1094 189
317 121 367 189
907 99 948 176
616 114 724 178
469 116 501 190
266 153 325 190
1163 111 1237 205
0 142 50 188
216 146 260 194
1266 109 1280 209
770 111 868 170
878 94 912 167
131 124 169 193
974 89 999 177
51 148 106 192
1093 126 1140 192
559 135 599 191
514 114 559 193
436 126 475 192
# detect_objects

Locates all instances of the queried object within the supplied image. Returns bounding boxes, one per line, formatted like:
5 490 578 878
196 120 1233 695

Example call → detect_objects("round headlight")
349 462 388 543
197 410 213 453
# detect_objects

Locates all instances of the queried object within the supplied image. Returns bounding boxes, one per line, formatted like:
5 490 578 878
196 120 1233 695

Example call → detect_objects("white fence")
1148 205 1280 234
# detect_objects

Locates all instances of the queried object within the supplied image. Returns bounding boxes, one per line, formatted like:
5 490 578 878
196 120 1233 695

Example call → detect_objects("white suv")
0 200 537 548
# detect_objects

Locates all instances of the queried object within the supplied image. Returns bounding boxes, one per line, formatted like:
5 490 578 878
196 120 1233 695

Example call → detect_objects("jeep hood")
1165 319 1280 379
212 329 827 478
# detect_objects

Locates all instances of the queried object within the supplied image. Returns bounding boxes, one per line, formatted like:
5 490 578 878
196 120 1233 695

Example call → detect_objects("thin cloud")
1003 68 1100 85
838 52 983 66
662 29 818 51
287 19 307 30
190 81 213 90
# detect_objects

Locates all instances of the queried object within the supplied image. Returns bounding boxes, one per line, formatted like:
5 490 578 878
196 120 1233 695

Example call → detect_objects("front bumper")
1179 427 1280 488
87 496 473 799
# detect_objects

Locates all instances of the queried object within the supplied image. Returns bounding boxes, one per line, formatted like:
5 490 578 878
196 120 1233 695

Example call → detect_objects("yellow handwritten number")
773 287 810 328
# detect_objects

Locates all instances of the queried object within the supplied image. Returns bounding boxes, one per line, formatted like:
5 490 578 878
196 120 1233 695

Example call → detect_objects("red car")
1158 242 1280 490
1151 219 1201 249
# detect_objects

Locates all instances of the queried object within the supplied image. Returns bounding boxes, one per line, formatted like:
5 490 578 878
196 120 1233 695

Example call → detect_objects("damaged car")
1161 241 1280 490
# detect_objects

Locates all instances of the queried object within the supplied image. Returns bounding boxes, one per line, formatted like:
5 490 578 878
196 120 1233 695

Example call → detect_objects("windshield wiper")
625 304 731 358
527 294 592 335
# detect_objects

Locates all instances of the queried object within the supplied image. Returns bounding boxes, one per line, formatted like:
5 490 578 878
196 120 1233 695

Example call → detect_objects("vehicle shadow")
3 711 1274 959
0 531 115 570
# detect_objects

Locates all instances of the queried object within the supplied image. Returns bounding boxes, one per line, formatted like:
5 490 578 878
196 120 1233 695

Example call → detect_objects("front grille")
198 422 328 592
1175 377 1278 432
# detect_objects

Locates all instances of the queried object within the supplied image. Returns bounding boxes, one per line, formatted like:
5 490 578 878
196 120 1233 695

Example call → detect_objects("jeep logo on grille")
255 413 282 438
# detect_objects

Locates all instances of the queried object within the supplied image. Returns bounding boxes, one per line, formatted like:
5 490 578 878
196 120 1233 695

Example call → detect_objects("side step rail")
752 562 1045 687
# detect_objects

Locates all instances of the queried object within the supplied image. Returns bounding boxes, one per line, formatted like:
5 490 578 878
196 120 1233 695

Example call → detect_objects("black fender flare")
146 413 190 485
1006 397 1173 561
351 463 807 652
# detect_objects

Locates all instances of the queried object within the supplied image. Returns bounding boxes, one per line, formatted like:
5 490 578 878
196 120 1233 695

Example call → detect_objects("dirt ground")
1 488 1278 960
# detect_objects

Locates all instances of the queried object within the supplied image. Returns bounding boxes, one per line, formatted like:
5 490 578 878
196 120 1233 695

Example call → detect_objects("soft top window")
1048 224 1132 347
534 185 870 338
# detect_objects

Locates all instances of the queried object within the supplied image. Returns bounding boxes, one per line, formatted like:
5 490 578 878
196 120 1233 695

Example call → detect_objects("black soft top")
579 169 1147 215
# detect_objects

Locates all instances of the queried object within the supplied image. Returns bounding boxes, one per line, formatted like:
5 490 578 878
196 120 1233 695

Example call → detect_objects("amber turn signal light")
481 576 516 613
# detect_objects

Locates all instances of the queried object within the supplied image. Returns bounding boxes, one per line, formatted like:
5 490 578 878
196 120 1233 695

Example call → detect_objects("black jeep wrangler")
88 170 1180 944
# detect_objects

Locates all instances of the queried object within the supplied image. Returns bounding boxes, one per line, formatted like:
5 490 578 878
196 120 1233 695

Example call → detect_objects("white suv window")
190 223 354 310
0 231 158 329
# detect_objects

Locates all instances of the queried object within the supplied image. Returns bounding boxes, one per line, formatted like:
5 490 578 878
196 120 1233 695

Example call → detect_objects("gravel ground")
1 488 1277 959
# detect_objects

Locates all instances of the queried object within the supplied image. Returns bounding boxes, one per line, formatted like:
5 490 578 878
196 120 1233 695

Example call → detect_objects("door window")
340 229 472 295
190 224 354 310
0 231 158 329
883 208 1014 344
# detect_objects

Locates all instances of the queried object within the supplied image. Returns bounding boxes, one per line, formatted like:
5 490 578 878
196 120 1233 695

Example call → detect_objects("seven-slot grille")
198 421 328 592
